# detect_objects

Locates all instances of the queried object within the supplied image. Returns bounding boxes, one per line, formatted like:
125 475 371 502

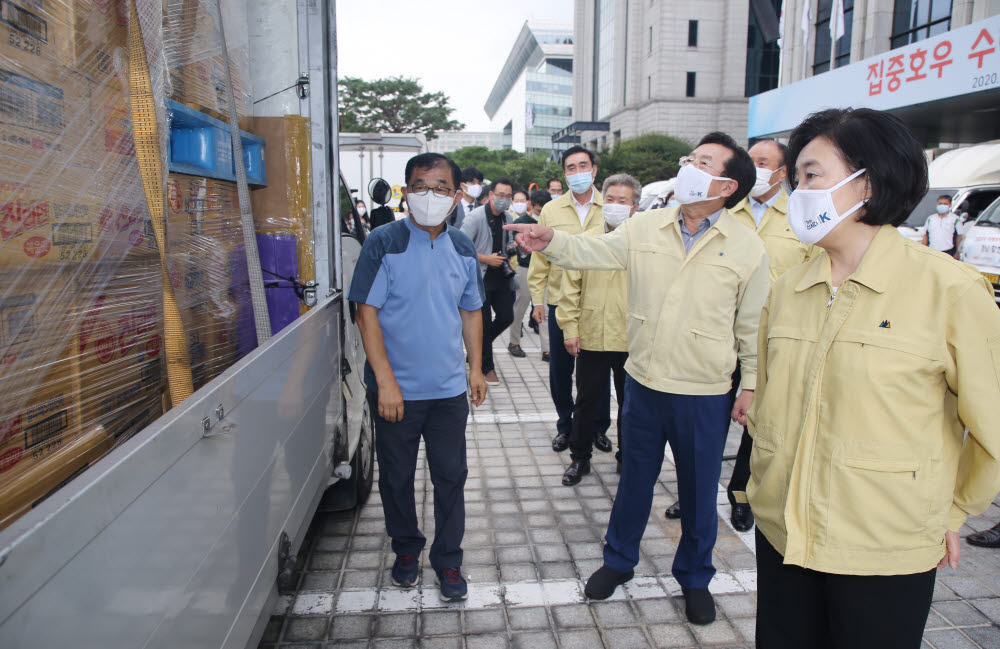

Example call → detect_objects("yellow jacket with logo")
542 206 769 395
528 189 604 308
747 225 1000 576
729 191 817 282
555 221 628 353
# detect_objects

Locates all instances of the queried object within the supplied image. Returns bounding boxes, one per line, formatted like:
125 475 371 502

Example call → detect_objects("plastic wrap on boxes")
250 115 315 314
162 0 251 126
165 173 253 389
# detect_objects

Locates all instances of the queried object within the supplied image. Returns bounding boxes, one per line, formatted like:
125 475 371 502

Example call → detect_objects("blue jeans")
373 392 469 570
547 305 610 437
604 376 730 588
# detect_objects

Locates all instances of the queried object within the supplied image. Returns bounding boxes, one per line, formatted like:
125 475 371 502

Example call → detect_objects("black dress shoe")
508 343 526 358
967 522 1000 548
562 459 591 486
584 565 634 600
551 433 569 452
681 587 716 625
541 352 550 362
730 503 754 532
593 432 612 453
665 501 681 519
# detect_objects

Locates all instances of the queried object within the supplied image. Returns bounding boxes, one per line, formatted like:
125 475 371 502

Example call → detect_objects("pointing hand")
503 223 554 253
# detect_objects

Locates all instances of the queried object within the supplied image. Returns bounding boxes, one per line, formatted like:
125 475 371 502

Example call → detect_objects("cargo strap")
128 0 194 406
215 0 272 345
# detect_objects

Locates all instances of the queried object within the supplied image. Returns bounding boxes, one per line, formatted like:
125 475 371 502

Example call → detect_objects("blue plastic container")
167 100 267 186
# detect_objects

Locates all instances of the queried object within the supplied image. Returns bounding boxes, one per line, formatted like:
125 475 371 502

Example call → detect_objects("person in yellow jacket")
665 139 819 531
747 108 1000 648
556 174 640 487
527 146 611 453
507 132 768 625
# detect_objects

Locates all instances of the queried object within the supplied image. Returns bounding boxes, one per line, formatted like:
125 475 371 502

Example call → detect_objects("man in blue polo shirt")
349 153 487 602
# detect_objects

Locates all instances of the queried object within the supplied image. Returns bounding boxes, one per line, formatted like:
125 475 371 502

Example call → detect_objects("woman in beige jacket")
747 108 1000 648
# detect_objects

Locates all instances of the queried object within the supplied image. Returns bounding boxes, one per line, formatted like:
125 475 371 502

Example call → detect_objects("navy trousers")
372 392 469 570
547 305 610 438
604 375 731 588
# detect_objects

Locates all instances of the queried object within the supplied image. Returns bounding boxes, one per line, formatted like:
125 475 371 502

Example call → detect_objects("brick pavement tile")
490 502 519 515
511 630 558 649
635 599 681 624
562 527 600 543
464 548 496 566
466 502 488 516
497 546 533 563
690 619 741 645
604 627 651 649
262 616 284 643
925 608 951 630
934 601 990 626
322 517 354 536
647 623 696 648
507 606 550 630
650 555 676 574
528 528 563 544
923 629 981 649
492 489 517 501
300 570 339 591
357 520 386 534
283 617 328 642
488 478 514 489
539 562 578 580
553 604 597 628
467 517 491 531
521 500 551 513
500 563 538 581
373 639 417 649
556 629 604 649
731 616 756 643
592 601 638 627
315 535 349 552
526 514 559 528
465 609 507 633
466 490 484 502
329 615 372 640
345 551 381 570
375 613 417 637
421 611 462 636
421 637 463 649
574 559 606 580
933 581 963 602
969 597 1000 624
569 544 605 561
465 632 511 649
964 625 1000 648
552 499 583 512
940 577 998 600
515 476 544 488
466 565 500 583
495 531 528 546
535 544 571 563
464 531 492 548
716 593 757 619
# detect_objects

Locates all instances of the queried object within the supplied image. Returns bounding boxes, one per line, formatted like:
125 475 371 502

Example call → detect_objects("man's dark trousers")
570 350 627 461
481 286 515 374
604 376 730 588
548 304 610 438
372 391 468 570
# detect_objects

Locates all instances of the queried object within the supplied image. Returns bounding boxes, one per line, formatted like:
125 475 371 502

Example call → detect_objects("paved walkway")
259 327 1000 649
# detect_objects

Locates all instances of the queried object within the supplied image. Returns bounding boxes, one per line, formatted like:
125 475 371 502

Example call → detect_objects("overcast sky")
336 0 574 131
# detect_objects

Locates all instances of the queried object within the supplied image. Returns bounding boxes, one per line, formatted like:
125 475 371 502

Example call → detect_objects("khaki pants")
510 265 548 350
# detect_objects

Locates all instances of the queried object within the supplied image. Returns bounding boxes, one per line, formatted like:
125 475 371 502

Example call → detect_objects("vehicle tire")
353 397 375 506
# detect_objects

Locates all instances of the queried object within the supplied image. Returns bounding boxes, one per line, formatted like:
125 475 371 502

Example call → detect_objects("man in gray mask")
461 178 518 386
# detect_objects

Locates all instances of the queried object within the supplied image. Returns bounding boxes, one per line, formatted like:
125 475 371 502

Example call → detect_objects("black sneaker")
508 343 526 358
681 587 716 625
584 565 634 600
391 554 419 587
436 567 468 601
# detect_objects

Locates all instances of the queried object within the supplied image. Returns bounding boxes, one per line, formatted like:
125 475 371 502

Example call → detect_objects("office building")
425 131 505 154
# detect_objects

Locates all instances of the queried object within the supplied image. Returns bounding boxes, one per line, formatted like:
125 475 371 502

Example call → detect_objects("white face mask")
512 201 527 215
674 164 731 204
787 168 868 245
749 166 783 198
357 205 367 215
463 183 483 199
408 191 457 227
602 203 632 228
549 192 562 198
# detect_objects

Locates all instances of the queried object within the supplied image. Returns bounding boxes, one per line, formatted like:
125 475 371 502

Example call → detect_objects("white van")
958 195 1000 305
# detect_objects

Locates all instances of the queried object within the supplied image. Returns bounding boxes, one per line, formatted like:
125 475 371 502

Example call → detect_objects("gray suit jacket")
460 204 516 285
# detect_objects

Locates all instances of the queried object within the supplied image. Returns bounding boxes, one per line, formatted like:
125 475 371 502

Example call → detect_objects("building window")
649 25 653 53
595 0 616 120
745 0 781 96
891 0 953 49
686 71 696 97
813 0 855 75
688 20 698 47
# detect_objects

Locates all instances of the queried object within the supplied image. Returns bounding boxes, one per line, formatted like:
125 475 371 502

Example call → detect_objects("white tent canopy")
929 142 1000 188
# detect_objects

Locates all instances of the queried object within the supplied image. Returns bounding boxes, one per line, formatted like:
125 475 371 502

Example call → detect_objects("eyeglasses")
408 184 456 198
492 191 513 200
679 156 724 177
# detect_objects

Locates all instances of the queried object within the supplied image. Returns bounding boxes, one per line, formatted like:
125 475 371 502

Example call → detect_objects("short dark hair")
461 166 484 183
697 132 756 209
405 153 462 189
938 194 952 203
529 190 552 208
547 178 563 189
787 108 928 227
561 146 596 168
491 177 514 193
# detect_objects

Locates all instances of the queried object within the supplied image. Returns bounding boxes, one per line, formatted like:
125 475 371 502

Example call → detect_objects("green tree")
339 76 464 139
597 133 693 186
445 147 563 194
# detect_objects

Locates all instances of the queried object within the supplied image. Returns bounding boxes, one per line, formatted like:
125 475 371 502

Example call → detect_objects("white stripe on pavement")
276 569 758 616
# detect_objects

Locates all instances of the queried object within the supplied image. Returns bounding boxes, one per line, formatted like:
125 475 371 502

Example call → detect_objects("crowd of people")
346 108 1000 648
